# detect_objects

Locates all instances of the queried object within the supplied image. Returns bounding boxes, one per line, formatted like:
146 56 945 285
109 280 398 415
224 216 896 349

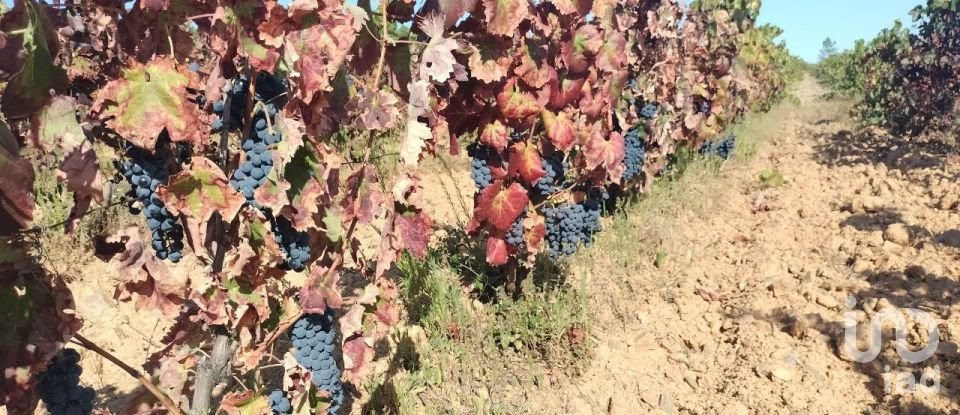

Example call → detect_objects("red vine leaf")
541 110 577 152
482 0 529 37
515 41 555 89
466 39 512 83
339 304 365 338
396 212 432 258
497 79 542 120
547 75 586 109
286 10 359 103
342 336 372 385
300 265 342 314
507 141 546 185
375 210 400 278
524 220 546 252
239 32 280 73
93 58 206 151
562 25 602 73
422 0 479 28
0 124 35 230
583 126 625 176
479 120 509 152
477 181 529 231
485 236 509 265
597 30 626 73
358 90 400 131
29 96 84 152
56 142 106 233
110 226 196 318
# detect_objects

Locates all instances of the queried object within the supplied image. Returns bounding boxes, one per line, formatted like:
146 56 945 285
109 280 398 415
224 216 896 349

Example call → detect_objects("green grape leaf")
93 58 207 151
0 0 67 119
157 156 247 225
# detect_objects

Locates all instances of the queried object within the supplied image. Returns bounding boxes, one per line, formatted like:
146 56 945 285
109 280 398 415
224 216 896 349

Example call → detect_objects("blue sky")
758 0 921 62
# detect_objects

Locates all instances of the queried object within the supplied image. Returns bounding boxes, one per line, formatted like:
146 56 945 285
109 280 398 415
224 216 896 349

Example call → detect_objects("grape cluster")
535 155 567 196
229 109 279 203
121 147 184 262
640 102 659 120
701 134 736 160
468 144 496 190
36 349 95 415
209 77 250 132
227 77 285 203
543 200 601 258
699 101 711 114
273 215 310 272
291 311 344 415
505 214 525 249
267 390 292 415
622 126 646 182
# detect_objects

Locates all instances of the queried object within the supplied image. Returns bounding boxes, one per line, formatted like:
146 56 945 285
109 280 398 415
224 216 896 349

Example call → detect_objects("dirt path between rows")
512 78 960 415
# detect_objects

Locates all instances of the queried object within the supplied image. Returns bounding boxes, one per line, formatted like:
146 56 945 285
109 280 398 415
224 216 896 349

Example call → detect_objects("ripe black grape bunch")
120 145 185 263
468 143 500 191
223 74 285 204
535 151 568 198
639 101 659 120
290 309 345 415
542 194 602 259
700 133 736 160
622 124 647 183
36 348 96 415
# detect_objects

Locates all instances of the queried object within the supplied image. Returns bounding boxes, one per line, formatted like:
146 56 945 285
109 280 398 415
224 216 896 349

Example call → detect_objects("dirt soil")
46 77 960 415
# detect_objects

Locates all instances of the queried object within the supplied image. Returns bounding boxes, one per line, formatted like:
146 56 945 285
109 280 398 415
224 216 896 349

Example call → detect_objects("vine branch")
73 334 184 415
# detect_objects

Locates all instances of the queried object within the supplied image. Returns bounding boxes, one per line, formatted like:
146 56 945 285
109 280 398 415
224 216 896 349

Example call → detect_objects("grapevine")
0 0 800 412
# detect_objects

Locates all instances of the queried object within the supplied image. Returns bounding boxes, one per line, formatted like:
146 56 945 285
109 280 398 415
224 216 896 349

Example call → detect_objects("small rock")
659 393 675 414
608 395 627 415
884 223 911 245
939 193 959 210
639 390 659 408
684 372 699 390
910 283 930 298
815 291 840 309
769 277 798 298
569 397 593 415
866 231 885 247
852 259 872 274
862 196 885 213
721 402 749 415
770 366 794 382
